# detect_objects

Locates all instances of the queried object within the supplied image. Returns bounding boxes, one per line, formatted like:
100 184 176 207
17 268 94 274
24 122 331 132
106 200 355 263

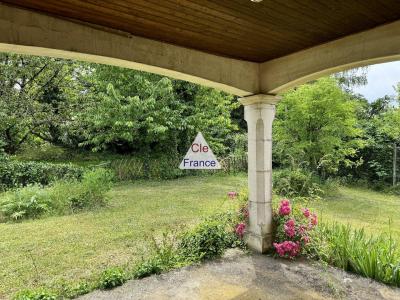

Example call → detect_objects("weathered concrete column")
240 94 280 253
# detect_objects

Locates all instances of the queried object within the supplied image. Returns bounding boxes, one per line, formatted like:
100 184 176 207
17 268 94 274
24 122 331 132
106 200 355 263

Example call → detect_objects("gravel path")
79 249 400 300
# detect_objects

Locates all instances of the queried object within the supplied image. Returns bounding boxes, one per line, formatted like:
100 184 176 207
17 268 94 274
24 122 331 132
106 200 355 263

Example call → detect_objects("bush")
0 169 114 221
98 267 126 289
133 258 165 279
0 160 84 191
272 199 318 258
0 185 52 221
178 219 231 262
13 288 57 300
273 168 324 198
307 223 400 287
63 168 114 211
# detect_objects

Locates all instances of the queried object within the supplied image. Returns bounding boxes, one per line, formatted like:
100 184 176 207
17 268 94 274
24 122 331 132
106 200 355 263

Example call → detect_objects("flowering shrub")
273 199 317 259
233 190 249 239
235 223 246 238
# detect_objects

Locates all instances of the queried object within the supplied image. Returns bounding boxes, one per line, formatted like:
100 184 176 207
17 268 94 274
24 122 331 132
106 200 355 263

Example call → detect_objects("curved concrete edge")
0 3 259 97
260 20 400 94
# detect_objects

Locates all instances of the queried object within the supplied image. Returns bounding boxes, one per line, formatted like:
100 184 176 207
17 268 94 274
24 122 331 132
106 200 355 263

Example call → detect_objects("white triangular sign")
179 132 221 169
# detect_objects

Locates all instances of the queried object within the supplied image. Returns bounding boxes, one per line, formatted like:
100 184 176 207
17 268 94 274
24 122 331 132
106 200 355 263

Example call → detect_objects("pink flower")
285 219 295 227
301 208 311 218
278 200 291 216
284 226 296 238
235 223 246 238
280 199 290 207
273 242 285 256
273 241 301 258
227 191 238 199
284 219 296 238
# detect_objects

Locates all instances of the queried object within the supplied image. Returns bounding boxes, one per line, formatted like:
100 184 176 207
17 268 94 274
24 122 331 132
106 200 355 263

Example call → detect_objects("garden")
1 52 400 299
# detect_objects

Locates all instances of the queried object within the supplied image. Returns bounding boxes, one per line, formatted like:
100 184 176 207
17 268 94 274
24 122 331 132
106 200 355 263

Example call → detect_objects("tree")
0 53 79 153
76 64 239 156
274 77 364 177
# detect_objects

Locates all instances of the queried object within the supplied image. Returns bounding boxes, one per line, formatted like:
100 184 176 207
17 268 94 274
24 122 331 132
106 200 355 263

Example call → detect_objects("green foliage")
0 168 114 221
307 223 400 287
77 66 239 157
0 53 83 154
178 218 231 262
274 77 364 177
98 267 126 289
134 212 242 279
273 168 324 198
63 168 114 211
55 281 92 299
0 160 84 191
0 185 52 221
133 232 182 278
220 133 247 173
13 288 57 300
111 155 185 180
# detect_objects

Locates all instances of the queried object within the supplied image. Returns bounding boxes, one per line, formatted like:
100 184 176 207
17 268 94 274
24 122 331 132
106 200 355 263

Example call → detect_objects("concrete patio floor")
79 249 400 300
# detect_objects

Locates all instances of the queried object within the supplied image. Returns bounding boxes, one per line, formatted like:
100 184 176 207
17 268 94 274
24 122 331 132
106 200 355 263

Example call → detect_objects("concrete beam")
0 3 259 96
260 20 400 94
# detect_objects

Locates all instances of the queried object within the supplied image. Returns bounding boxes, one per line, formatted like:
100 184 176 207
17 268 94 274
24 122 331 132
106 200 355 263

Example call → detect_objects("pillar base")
245 231 272 253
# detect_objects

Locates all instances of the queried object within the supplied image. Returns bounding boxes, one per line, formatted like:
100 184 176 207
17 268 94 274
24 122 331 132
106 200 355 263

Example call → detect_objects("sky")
352 61 400 101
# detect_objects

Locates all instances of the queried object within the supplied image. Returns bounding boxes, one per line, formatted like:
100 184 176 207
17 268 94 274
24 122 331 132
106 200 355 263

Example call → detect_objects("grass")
0 174 247 299
309 186 400 241
2 173 400 299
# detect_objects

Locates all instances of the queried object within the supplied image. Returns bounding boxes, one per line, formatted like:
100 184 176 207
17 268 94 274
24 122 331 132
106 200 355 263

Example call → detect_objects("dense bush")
273 199 318 258
307 223 400 287
273 168 324 198
62 168 114 211
98 267 126 289
0 185 52 221
178 219 231 262
0 160 84 191
0 168 114 221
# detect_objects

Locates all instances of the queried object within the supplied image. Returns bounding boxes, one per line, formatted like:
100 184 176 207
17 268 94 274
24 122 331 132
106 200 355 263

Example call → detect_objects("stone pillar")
240 94 280 253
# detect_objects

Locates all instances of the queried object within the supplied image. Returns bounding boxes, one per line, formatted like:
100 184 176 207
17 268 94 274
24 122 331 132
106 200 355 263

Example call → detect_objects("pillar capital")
240 94 281 106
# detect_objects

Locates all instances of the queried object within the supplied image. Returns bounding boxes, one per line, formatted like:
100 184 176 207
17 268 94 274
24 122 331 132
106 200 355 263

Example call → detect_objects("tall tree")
0 53 78 153
274 77 364 177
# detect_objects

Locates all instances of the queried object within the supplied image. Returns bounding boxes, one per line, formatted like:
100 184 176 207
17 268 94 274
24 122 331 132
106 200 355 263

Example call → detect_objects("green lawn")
309 186 400 240
0 174 247 299
1 174 400 299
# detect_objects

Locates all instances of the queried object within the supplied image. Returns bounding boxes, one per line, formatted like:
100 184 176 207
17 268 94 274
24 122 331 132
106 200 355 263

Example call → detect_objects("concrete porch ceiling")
2 0 400 63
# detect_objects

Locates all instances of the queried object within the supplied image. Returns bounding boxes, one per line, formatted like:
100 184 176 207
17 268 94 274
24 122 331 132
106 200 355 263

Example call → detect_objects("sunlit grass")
1 173 400 299
309 186 400 241
0 174 247 299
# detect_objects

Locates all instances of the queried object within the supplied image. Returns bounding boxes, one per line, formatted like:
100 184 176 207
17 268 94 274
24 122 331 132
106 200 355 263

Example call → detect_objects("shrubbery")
307 223 400 287
273 168 324 198
273 199 318 258
0 168 114 221
273 198 400 287
0 160 84 191
178 219 232 262
98 267 127 289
